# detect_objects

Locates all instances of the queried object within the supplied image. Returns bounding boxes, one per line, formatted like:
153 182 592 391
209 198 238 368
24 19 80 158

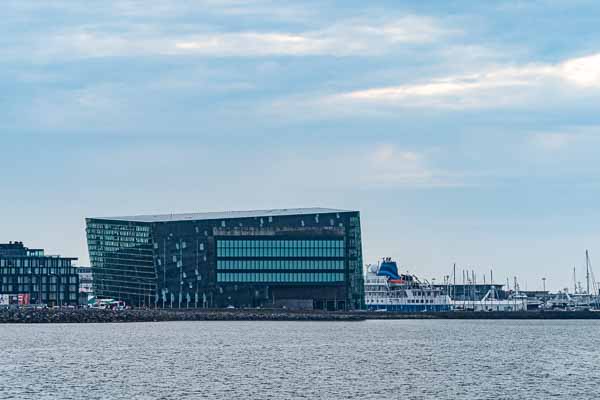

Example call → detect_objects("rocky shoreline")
0 308 366 323
3 308 600 323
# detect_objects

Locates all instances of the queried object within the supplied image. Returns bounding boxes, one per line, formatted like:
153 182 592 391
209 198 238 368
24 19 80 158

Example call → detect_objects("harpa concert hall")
86 208 364 310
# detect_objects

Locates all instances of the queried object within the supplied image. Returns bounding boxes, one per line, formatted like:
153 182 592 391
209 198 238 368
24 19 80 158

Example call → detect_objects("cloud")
171 17 450 56
16 15 454 61
327 53 600 110
173 32 326 56
559 53 600 87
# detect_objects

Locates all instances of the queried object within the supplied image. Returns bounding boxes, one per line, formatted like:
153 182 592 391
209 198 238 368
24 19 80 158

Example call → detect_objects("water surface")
1 320 598 399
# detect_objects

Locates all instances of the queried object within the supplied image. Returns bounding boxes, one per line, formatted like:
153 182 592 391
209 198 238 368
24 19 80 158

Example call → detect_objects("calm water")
1 320 599 399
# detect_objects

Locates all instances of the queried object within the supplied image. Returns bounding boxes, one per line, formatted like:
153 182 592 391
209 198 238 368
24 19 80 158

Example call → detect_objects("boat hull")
367 304 451 312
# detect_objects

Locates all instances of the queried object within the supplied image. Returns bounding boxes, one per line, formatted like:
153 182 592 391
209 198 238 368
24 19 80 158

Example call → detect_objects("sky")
2 0 600 291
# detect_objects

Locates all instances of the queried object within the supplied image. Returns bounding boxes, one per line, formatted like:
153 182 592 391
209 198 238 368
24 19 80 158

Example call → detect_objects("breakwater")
0 308 366 323
3 308 600 323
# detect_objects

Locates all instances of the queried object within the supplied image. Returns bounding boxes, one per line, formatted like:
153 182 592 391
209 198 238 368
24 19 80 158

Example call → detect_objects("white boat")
452 290 527 312
364 258 451 312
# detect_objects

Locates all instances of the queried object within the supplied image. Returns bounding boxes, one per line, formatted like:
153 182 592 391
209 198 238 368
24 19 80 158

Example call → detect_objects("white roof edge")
88 207 356 223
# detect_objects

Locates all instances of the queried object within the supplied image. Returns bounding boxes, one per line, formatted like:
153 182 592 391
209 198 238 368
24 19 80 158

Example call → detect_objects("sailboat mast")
586 250 591 295
453 263 456 299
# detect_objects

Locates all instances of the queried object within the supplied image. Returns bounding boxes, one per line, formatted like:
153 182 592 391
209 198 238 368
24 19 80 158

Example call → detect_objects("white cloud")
173 16 453 56
559 53 600 87
173 32 326 56
328 53 600 109
20 15 454 60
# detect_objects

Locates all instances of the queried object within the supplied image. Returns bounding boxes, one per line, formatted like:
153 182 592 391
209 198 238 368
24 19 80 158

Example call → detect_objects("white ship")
364 258 451 312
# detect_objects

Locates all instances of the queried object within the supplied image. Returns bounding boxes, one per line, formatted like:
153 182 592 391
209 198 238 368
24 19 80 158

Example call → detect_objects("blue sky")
3 0 600 291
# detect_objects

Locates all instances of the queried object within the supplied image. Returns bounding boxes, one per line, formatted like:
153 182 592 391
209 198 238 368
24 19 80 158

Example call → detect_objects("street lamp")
542 277 547 306
542 277 546 292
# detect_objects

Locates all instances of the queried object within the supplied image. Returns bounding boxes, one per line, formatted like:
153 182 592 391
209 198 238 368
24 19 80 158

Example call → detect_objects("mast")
463 269 465 301
490 268 494 300
472 269 476 310
573 266 577 294
453 263 456 300
483 273 486 309
587 250 591 295
514 276 518 311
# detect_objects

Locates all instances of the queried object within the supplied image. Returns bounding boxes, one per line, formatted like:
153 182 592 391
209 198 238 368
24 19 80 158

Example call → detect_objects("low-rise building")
0 241 79 307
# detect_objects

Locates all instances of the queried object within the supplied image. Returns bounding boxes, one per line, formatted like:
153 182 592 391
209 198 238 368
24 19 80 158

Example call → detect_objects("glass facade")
216 239 346 284
217 239 344 258
348 215 364 306
217 272 345 283
86 209 365 310
217 260 345 270
86 222 155 306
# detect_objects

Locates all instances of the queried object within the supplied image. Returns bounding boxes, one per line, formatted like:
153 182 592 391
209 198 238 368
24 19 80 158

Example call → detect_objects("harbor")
364 252 600 314
3 236 600 318
5 307 600 324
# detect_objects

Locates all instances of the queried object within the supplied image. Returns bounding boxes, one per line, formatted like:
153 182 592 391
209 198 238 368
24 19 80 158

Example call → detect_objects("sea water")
1 320 598 399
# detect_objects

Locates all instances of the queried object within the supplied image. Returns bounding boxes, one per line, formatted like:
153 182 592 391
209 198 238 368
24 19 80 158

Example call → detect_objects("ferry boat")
364 258 451 312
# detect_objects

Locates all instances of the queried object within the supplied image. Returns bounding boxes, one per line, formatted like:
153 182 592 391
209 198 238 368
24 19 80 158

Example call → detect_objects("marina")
364 251 600 314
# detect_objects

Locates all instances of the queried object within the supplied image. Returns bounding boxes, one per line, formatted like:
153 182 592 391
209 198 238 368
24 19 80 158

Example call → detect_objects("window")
215 237 347 283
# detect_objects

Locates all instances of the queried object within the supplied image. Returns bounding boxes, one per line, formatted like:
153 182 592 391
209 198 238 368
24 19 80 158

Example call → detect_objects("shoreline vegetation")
3 308 600 323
